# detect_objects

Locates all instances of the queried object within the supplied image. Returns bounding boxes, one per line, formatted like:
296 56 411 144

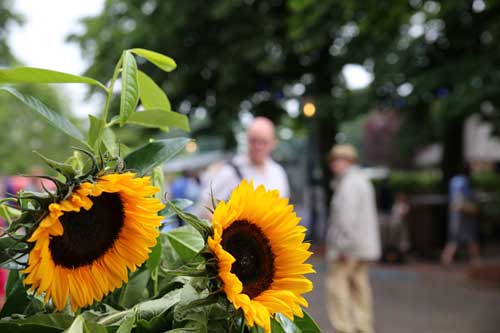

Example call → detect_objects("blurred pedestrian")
326 144 381 333
441 165 480 266
381 192 410 264
195 116 289 217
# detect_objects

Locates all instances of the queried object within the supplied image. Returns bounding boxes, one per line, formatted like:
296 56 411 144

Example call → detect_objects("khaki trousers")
326 259 374 333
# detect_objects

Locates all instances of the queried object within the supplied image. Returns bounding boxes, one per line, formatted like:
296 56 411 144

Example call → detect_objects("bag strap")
226 159 243 180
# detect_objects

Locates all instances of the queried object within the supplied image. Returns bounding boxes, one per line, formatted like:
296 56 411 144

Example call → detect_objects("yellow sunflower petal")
209 180 314 333
23 173 163 312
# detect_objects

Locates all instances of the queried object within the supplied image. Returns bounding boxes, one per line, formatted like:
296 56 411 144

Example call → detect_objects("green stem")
118 285 127 307
152 266 159 295
94 53 124 151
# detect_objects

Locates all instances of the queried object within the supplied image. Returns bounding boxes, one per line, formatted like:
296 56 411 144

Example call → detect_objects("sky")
7 0 372 120
8 0 105 118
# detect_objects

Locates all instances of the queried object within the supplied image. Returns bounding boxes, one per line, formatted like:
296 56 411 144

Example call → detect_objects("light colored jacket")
327 166 381 261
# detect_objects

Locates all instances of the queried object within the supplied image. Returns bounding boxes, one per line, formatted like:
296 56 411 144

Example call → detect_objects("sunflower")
208 180 315 333
22 172 164 311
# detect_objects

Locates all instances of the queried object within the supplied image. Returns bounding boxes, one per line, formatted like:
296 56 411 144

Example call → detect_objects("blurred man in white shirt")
195 117 289 217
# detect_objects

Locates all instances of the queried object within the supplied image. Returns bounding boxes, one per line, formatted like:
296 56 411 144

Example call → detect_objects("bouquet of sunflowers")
0 49 318 333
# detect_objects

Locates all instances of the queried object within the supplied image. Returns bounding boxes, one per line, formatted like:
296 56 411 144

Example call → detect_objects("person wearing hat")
326 144 381 333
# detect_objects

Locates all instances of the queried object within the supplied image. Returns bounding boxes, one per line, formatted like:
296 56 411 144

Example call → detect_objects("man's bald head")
247 117 276 165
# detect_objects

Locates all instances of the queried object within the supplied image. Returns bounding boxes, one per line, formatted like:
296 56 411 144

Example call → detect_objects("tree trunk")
441 116 465 192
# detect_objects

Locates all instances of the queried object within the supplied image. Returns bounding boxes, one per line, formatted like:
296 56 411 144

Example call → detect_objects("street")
306 255 500 333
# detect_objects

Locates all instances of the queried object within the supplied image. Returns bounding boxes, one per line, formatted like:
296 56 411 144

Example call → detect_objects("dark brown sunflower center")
49 192 125 268
221 220 275 298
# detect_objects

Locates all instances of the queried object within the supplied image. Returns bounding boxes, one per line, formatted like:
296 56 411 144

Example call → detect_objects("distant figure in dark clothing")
441 166 480 266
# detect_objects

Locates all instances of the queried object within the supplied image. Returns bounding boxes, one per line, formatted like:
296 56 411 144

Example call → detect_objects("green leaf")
146 236 162 272
0 87 84 142
275 312 321 333
34 151 77 179
102 127 119 158
127 109 190 132
160 198 193 219
65 315 107 333
0 67 107 92
151 164 166 200
116 315 135 333
0 235 18 265
138 70 171 111
0 204 21 221
0 270 30 317
87 115 104 149
65 316 85 333
124 137 189 175
291 311 321 333
271 318 286 333
131 48 177 72
120 269 150 308
119 51 139 126
165 226 204 262
0 313 74 333
99 288 182 326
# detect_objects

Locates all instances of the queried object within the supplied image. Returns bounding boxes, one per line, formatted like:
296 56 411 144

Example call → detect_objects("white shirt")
195 154 290 216
327 166 381 261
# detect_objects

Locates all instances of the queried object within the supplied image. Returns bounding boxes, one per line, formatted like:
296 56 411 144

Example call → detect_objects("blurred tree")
70 0 500 189
290 0 500 185
0 0 79 174
0 0 23 65
0 86 78 174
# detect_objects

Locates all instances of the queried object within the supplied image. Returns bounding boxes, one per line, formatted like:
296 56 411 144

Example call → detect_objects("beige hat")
329 144 358 162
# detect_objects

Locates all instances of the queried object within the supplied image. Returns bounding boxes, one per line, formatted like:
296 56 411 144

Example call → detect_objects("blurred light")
279 127 293 140
239 110 254 127
179 100 192 114
194 107 207 119
292 83 306 96
303 102 316 117
284 99 300 118
397 82 414 97
342 64 373 90
186 141 198 153
424 1 441 14
409 24 424 38
472 0 486 13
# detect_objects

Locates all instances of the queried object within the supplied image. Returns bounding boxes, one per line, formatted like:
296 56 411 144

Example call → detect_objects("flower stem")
94 53 124 152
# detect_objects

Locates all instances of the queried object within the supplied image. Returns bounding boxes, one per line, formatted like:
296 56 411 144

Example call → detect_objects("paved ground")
305 255 500 333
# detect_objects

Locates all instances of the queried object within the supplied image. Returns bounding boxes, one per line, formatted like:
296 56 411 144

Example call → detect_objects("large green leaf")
0 67 107 91
116 315 135 333
275 312 321 333
137 70 171 111
99 288 182 326
87 115 104 149
164 226 204 262
65 315 107 333
0 313 74 333
119 51 139 126
146 235 162 272
292 311 321 333
131 48 177 72
0 87 84 142
120 269 150 308
160 198 193 219
102 127 119 158
123 137 189 175
127 109 190 132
